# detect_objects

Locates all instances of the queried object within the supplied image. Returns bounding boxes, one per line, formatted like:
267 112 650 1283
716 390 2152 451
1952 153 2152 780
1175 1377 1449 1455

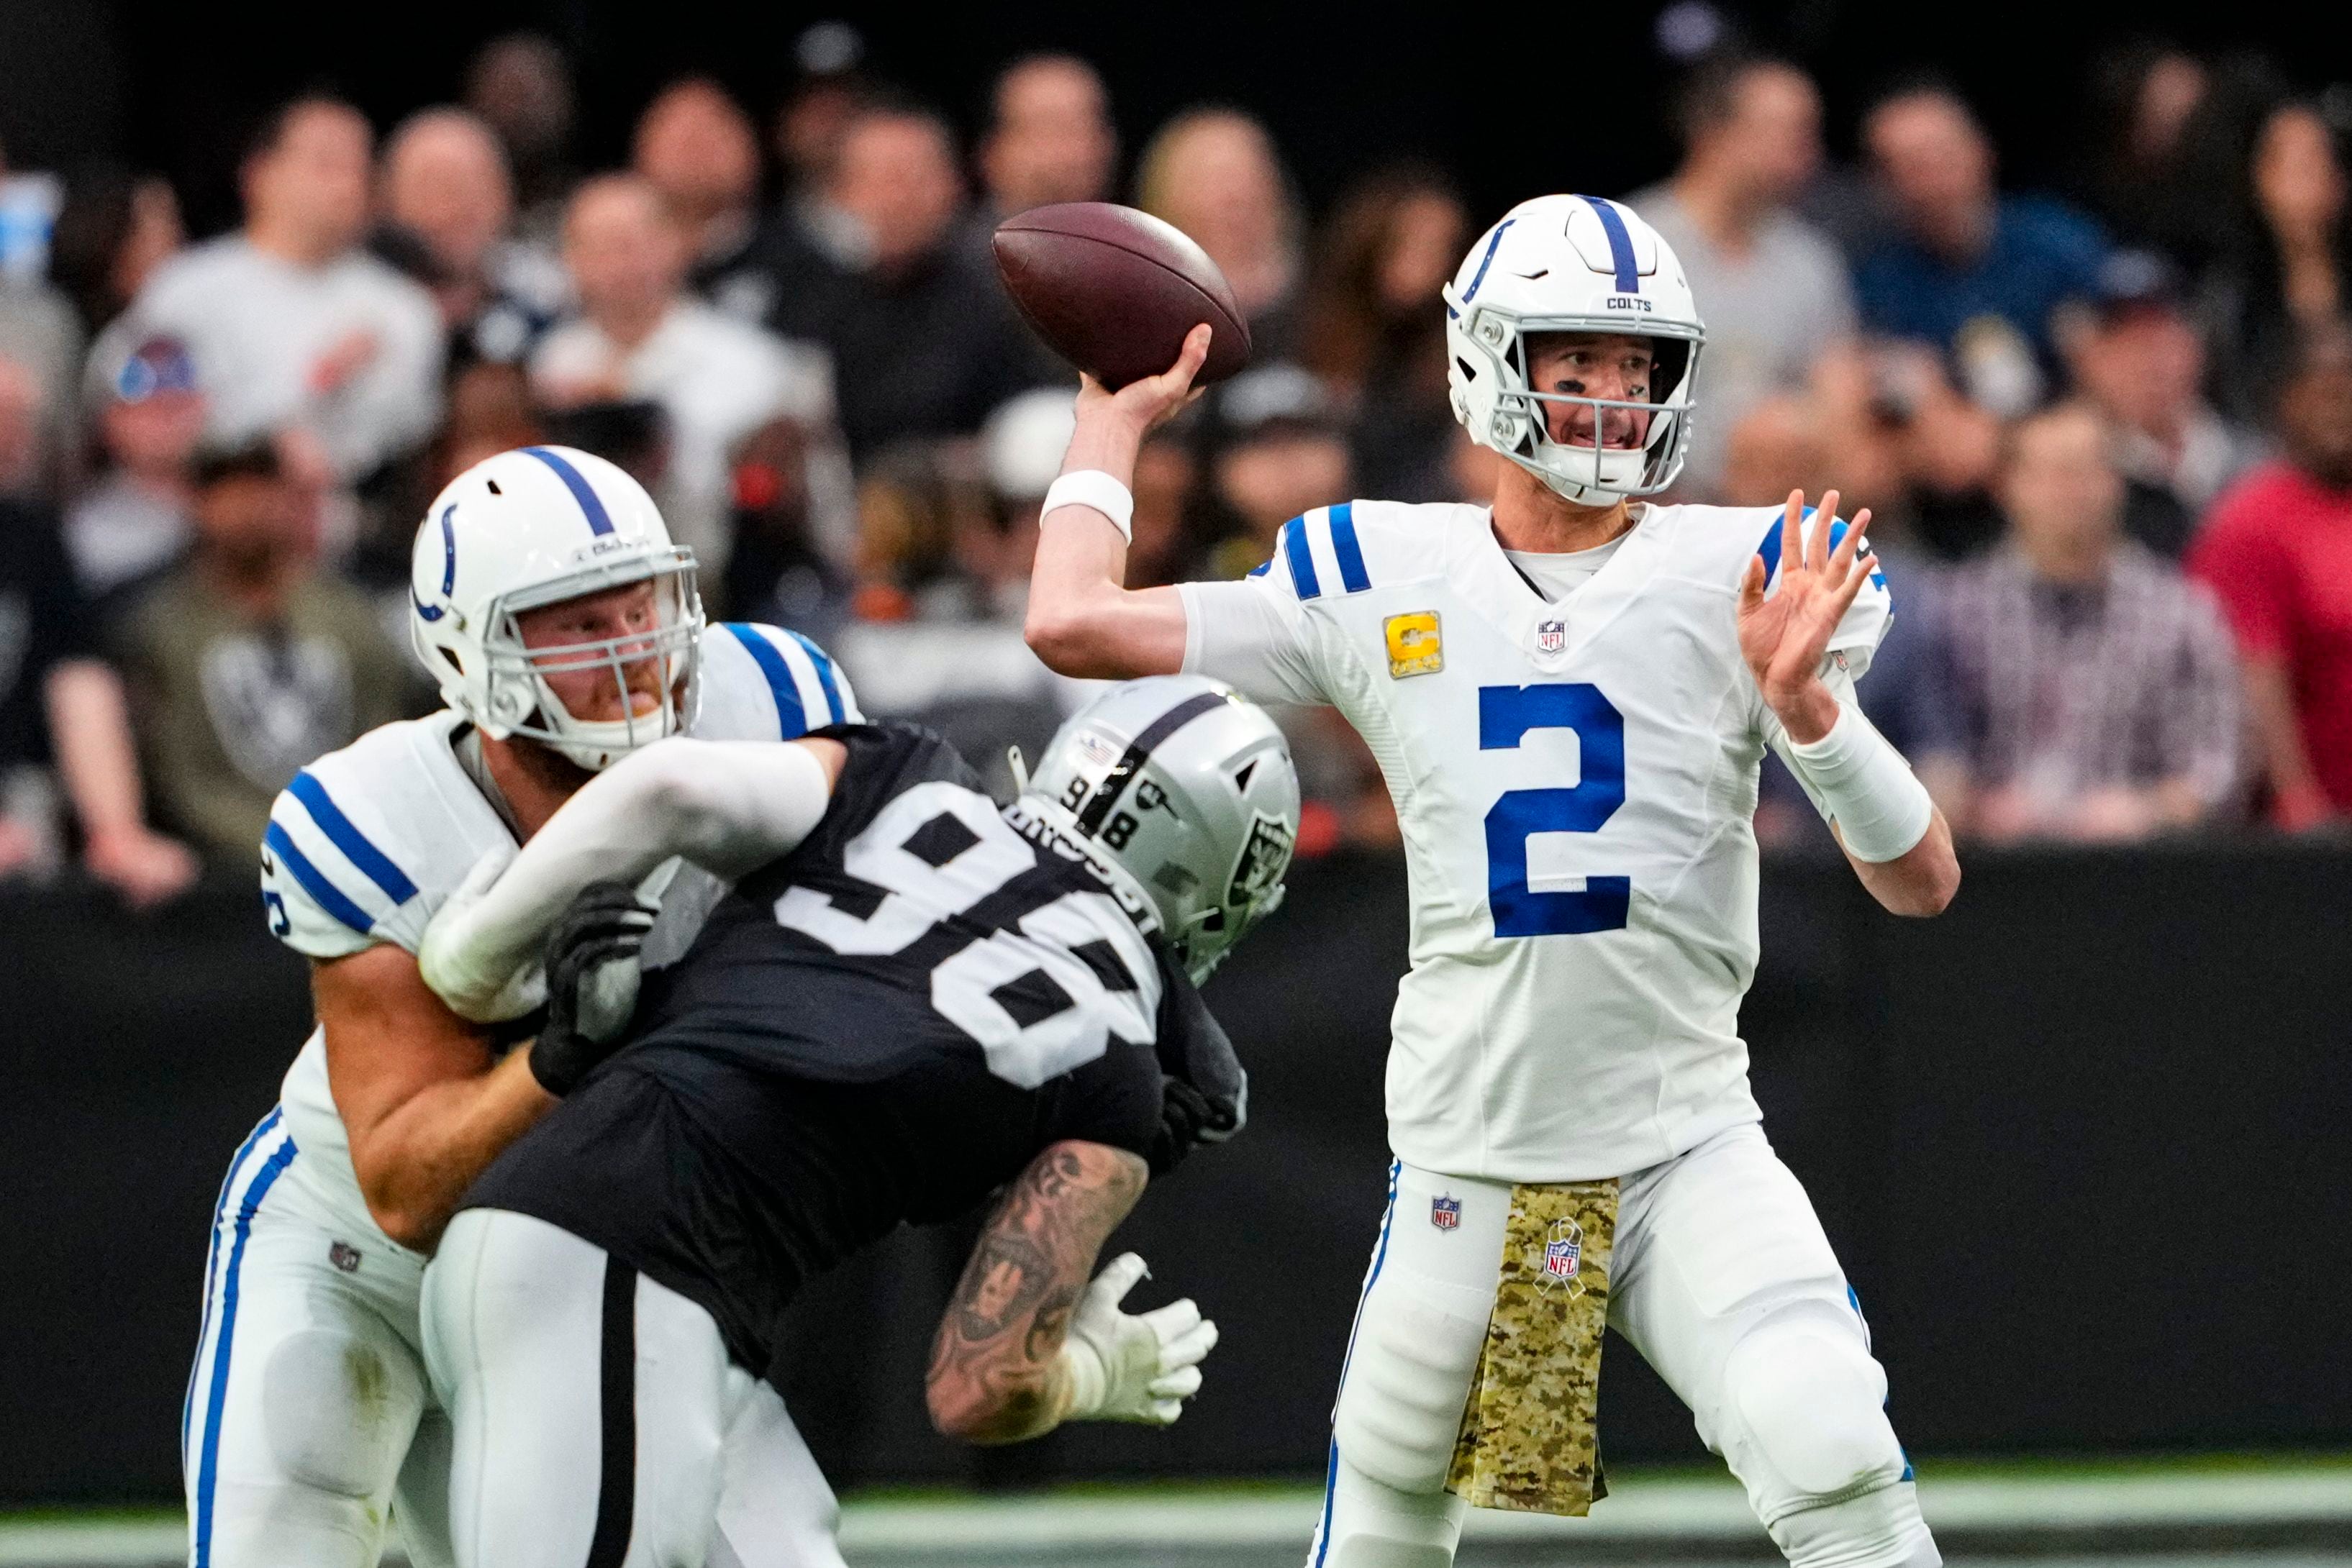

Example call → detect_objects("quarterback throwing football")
1025 193 1959 1568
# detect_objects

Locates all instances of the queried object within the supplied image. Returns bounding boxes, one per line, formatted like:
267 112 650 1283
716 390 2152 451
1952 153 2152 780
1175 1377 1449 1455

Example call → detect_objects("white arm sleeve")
1763 667 1934 863
419 738 835 1019
1176 577 1328 707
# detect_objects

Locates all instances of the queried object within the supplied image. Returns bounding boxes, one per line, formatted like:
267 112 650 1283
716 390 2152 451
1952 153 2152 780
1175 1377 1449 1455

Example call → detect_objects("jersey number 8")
1480 683 1630 937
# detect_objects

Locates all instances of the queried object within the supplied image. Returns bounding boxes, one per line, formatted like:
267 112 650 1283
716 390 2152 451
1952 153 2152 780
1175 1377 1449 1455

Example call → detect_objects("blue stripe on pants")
183 1110 281 1464
191 1134 297 1568
1312 1159 1402 1567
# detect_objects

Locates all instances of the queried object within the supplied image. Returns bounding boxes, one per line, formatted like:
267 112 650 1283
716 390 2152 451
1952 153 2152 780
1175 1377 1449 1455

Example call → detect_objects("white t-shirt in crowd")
121 236 445 480
530 302 848 574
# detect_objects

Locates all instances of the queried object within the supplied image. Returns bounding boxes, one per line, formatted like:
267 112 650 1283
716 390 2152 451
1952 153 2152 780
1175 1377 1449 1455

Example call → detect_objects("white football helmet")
1009 675 1300 983
1444 193 1707 503
409 445 704 772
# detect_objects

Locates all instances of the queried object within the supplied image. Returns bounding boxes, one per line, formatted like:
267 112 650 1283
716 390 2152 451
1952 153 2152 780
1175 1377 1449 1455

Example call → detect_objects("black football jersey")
460 722 1227 1373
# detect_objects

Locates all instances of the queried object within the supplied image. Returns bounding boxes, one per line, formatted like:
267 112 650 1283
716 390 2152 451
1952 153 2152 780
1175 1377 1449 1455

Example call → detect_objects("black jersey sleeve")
1153 952 1246 1145
1035 1037 1166 1167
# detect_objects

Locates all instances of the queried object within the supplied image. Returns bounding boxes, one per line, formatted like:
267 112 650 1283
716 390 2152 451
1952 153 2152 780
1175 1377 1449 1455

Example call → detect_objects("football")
992 202 1254 390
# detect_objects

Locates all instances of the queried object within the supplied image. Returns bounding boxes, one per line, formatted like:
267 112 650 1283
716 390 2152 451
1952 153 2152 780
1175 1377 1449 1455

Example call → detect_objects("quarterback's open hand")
1076 323 1212 436
1737 488 1876 744
1058 1252 1218 1426
528 881 658 1096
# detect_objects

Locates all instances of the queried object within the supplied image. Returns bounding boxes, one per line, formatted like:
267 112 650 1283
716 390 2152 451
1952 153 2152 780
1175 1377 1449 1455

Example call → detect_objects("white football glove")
418 844 545 1022
1057 1252 1219 1426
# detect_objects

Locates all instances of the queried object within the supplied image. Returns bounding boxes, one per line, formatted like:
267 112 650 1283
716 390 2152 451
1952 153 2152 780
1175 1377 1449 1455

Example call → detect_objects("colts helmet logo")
1536 619 1566 655
1540 1217 1584 1287
1430 1195 1462 1231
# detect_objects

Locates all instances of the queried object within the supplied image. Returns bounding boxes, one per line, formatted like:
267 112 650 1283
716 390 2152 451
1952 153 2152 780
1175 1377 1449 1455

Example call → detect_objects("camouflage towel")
1445 1178 1620 1516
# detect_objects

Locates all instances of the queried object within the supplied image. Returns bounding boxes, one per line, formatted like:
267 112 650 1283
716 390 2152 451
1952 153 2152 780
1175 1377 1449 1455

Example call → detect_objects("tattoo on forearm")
927 1141 1146 1440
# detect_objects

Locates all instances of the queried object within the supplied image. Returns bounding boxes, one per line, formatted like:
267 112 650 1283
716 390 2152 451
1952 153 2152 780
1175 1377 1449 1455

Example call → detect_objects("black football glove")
1145 957 1248 1176
528 881 659 1096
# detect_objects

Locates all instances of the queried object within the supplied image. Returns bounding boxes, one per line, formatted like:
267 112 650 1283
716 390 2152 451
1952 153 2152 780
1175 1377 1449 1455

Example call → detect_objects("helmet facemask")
1448 287 1704 505
476 550 704 772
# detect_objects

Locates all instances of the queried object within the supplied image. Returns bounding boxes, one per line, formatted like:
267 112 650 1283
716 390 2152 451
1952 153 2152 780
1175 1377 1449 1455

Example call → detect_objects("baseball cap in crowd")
85 325 201 411
2092 249 2186 322
981 387 1079 503
1217 362 1340 444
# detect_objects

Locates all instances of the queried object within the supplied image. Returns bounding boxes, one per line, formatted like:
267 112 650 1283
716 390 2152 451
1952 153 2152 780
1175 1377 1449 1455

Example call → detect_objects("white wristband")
1785 704 1935 863
1042 470 1135 542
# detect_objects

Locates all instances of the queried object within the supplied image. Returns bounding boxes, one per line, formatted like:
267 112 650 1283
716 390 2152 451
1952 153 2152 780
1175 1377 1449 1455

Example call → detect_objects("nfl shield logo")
1541 1218 1583 1283
1430 1195 1461 1231
1536 619 1566 655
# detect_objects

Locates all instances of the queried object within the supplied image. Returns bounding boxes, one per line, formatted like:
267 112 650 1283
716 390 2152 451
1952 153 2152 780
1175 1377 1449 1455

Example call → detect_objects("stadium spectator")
45 166 183 337
1627 55 1856 499
979 55 1117 219
375 108 567 370
1943 403 2240 842
1856 82 2108 416
633 79 768 314
107 441 407 865
0 145 83 496
764 104 1043 460
463 32 579 244
2063 250 2260 557
0 356 38 497
1302 163 1466 503
1136 109 1304 358
771 22 872 201
2190 331 2352 829
65 332 201 598
116 97 444 484
1202 363 1350 580
2069 42 2214 268
0 487 196 904
2206 101 2352 421
532 174 846 585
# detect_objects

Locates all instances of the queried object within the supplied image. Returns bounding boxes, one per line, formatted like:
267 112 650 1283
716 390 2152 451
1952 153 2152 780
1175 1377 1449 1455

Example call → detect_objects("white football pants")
182 1109 453 1568
420 1207 848 1568
1308 1122 1938 1568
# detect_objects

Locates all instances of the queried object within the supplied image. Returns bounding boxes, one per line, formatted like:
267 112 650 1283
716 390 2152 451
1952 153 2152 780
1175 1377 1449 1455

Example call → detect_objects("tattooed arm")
925 1139 1155 1444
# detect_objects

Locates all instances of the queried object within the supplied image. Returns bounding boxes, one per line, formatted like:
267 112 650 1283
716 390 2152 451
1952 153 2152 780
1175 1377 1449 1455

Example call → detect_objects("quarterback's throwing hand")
1058 1252 1219 1426
1737 488 1876 744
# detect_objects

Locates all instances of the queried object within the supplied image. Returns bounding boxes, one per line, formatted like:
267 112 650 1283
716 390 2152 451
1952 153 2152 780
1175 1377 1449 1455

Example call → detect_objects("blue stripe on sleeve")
1281 516 1322 601
262 821 376 936
781 629 847 724
192 1134 296 1568
722 622 809 736
287 772 416 905
1582 196 1640 293
1325 502 1371 594
519 446 614 535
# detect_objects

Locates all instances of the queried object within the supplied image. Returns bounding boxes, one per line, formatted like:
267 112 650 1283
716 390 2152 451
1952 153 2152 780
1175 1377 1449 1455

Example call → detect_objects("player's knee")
262 1328 422 1498
1723 1313 1903 1505
1330 1275 1489 1494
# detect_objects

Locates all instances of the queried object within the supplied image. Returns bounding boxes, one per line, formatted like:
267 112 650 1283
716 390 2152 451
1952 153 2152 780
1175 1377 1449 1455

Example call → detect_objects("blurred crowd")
4 26 2352 911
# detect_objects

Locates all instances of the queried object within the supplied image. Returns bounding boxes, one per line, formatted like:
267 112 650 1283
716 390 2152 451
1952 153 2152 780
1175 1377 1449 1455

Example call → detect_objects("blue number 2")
1480 684 1630 936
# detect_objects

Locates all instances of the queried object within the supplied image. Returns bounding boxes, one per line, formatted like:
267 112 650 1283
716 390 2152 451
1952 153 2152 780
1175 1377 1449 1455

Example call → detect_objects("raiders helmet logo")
1226 813 1295 908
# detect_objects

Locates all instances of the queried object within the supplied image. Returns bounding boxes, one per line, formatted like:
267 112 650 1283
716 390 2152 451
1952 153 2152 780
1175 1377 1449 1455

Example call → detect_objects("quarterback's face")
517 579 668 723
1526 333 1655 450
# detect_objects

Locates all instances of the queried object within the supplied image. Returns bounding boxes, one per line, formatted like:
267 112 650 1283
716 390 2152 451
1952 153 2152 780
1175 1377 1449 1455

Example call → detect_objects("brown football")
993 203 1253 390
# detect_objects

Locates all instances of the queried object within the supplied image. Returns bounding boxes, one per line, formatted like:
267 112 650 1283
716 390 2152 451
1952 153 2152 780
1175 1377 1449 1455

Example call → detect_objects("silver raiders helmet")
1012 675 1301 982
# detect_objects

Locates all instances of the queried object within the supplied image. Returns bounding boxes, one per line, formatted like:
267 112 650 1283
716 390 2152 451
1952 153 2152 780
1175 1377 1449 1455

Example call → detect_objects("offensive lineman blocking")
184 447 855 1568
1023 194 1959 1568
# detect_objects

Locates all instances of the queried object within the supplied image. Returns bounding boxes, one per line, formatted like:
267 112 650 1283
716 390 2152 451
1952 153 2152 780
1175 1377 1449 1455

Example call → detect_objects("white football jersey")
1180 500 1892 1182
257 621 859 1243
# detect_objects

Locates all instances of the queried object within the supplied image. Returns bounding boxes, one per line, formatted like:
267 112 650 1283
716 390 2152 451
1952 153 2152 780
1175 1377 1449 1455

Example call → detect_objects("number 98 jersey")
1178 499 1893 1183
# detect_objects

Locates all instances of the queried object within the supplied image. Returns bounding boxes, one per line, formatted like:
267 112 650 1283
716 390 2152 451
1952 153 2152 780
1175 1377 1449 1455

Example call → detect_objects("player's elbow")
360 1188 442 1252
1881 851 1960 917
1023 598 1100 675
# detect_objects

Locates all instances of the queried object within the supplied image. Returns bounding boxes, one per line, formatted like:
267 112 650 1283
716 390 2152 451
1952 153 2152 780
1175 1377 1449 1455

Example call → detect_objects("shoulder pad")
1256 501 1456 603
259 724 440 958
701 622 861 740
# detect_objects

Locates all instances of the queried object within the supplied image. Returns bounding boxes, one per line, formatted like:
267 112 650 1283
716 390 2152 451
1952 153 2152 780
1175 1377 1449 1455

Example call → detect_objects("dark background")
6 2 2352 237
7 841 2348 1504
